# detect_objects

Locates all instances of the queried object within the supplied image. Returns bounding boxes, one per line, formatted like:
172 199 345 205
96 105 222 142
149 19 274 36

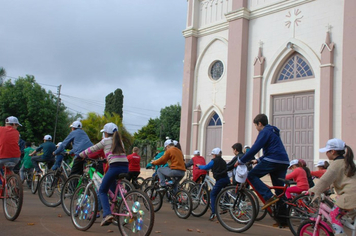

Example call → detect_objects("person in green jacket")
19 142 35 182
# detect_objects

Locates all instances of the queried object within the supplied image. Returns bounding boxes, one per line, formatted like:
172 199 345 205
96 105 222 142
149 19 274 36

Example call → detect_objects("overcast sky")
0 1 187 134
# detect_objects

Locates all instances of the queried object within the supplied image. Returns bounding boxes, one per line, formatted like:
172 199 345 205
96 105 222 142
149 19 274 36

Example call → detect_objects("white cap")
319 138 345 153
56 142 62 147
288 159 299 168
5 116 22 126
70 121 82 129
173 140 178 146
211 147 221 155
315 160 327 167
193 150 200 155
244 145 250 149
44 135 52 141
164 139 173 148
100 122 118 134
235 164 248 183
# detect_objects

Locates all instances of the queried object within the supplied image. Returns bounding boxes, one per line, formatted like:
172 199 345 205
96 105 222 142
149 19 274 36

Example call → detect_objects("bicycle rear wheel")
287 194 320 235
31 172 40 194
216 186 256 233
173 189 192 219
3 174 23 221
61 174 82 216
297 219 334 236
117 189 155 236
144 186 163 212
70 185 98 231
38 172 65 207
190 184 210 217
140 177 153 191
179 179 195 192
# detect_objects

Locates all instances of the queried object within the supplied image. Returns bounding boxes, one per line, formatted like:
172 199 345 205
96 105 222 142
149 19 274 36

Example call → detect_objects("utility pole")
53 85 61 143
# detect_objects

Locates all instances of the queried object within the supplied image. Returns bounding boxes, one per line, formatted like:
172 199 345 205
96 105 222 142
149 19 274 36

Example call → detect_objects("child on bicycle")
185 150 207 183
30 135 56 174
308 138 356 236
197 148 230 221
79 122 128 226
127 147 141 188
285 159 309 200
310 160 329 178
298 159 315 188
19 142 34 182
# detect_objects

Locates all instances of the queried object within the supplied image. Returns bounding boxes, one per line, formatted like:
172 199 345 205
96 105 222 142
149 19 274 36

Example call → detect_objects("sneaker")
100 214 114 226
157 185 167 192
261 195 279 210
209 213 216 221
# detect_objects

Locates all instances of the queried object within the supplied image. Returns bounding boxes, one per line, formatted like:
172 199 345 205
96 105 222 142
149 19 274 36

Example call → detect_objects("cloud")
0 0 187 133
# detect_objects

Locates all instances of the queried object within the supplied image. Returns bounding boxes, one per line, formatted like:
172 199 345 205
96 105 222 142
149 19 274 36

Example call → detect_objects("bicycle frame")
109 179 133 218
0 166 10 199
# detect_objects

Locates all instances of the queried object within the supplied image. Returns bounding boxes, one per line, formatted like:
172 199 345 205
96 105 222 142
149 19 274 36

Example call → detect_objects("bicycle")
31 160 54 194
0 162 23 221
22 167 34 189
144 175 193 219
70 171 153 234
37 158 72 207
189 174 215 217
297 193 356 236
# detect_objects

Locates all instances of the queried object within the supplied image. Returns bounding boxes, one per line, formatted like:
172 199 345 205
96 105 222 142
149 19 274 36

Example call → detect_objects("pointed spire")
325 31 331 45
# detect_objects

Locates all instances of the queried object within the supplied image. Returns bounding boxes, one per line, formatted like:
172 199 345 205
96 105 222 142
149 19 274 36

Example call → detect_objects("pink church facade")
179 0 356 166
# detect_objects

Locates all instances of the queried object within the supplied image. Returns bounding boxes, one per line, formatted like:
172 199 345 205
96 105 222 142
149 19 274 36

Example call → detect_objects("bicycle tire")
248 189 267 221
287 194 320 236
70 185 98 231
140 177 153 191
38 172 65 207
61 175 82 216
190 184 210 217
136 177 145 188
117 189 155 236
216 186 256 233
31 172 40 194
297 219 334 236
173 189 192 219
179 179 196 192
119 179 135 194
144 186 163 212
3 174 23 221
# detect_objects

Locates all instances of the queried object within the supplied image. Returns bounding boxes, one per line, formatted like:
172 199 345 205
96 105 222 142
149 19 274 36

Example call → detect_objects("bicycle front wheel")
38 172 65 207
297 219 334 236
216 186 256 233
173 189 192 219
287 194 320 235
61 175 82 216
190 184 210 217
70 185 98 231
3 174 23 221
144 186 163 212
179 179 195 192
117 190 155 236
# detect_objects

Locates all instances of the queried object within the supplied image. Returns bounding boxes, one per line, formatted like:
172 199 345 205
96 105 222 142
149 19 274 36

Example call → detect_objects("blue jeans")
52 154 64 170
247 160 288 200
31 155 54 172
157 167 185 193
210 176 230 214
99 165 128 218
0 158 20 184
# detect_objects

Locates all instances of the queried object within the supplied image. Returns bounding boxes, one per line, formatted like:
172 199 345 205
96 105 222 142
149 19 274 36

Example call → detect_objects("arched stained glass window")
276 53 314 82
208 113 222 126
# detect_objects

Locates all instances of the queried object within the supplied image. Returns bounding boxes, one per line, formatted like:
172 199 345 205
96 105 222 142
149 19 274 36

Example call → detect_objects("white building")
179 0 356 167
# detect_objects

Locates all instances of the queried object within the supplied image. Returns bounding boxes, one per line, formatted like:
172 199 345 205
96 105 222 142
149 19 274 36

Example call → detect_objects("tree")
105 88 124 118
159 103 181 141
133 118 160 141
0 76 70 144
81 112 133 152
0 67 5 84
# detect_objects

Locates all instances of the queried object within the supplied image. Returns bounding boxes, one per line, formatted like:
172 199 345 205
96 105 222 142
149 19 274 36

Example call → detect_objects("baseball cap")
319 138 345 153
56 142 62 147
193 150 200 155
234 164 248 183
211 147 221 155
70 121 82 129
44 135 52 141
315 160 326 167
164 139 173 148
100 122 118 134
288 159 299 168
173 140 178 146
157 147 164 152
5 116 22 126
244 145 250 149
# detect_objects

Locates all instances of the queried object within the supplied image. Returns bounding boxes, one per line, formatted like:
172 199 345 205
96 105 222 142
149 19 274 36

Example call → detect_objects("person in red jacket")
127 147 141 188
285 159 309 200
0 116 22 172
185 150 207 183
310 160 329 178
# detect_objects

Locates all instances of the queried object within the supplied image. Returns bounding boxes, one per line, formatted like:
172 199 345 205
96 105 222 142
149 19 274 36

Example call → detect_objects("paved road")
0 185 293 236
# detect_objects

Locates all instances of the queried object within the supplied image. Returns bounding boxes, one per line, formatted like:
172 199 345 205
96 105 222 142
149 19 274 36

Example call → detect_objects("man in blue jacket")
54 121 92 176
235 114 289 210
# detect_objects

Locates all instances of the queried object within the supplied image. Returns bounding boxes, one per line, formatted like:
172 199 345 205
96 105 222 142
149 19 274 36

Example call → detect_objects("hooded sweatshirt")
240 124 289 165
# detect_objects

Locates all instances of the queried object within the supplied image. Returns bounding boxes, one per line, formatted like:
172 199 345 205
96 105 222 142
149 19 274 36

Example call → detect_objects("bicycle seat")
117 173 129 180
4 162 16 168
278 178 297 186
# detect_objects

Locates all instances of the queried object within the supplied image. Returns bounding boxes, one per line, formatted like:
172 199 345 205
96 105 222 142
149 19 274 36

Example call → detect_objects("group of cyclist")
1 113 356 236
